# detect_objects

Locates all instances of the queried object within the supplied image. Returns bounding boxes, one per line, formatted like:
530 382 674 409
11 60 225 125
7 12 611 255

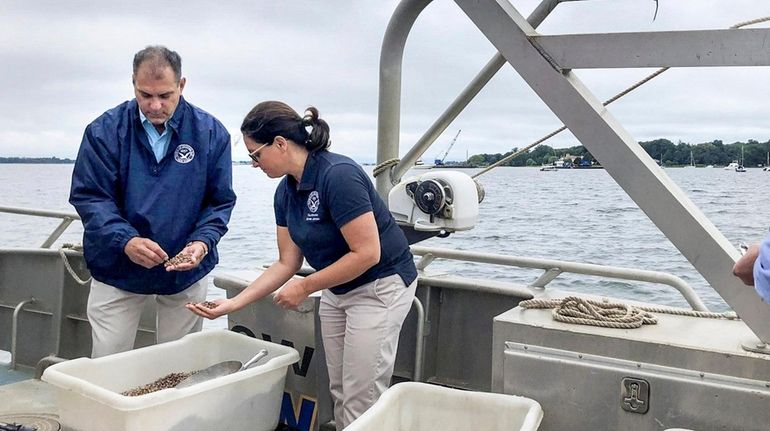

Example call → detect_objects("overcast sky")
2 0 769 163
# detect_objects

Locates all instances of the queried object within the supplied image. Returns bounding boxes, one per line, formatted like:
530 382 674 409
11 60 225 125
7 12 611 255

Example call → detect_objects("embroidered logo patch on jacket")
174 144 195 164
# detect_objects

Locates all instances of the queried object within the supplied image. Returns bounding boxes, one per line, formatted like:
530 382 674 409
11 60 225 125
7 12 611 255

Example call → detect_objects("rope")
472 14 770 180
730 16 770 29
59 243 92 285
373 158 400 178
519 297 737 329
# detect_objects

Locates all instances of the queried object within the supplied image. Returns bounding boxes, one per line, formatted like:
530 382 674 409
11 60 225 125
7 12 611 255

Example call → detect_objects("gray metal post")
412 297 425 382
390 0 570 183
376 0 434 199
378 0 575 196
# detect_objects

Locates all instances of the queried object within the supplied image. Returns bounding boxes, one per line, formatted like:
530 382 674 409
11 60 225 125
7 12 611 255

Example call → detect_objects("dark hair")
132 45 182 83
240 101 330 153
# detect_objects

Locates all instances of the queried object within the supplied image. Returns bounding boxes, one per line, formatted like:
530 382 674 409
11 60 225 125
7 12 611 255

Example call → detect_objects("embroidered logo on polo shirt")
306 191 320 221
174 144 195 164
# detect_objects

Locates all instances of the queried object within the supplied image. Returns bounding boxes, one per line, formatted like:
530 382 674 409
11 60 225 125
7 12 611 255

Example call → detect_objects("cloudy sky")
2 0 769 163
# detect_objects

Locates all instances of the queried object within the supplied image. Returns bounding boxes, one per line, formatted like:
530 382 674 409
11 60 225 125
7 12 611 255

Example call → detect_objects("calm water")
1 163 769 313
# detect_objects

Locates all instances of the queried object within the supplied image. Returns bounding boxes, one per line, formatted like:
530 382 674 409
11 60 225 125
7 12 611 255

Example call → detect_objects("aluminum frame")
375 0 770 342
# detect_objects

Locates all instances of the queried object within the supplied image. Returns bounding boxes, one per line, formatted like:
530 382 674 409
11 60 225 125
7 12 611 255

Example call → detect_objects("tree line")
466 138 770 167
0 157 75 164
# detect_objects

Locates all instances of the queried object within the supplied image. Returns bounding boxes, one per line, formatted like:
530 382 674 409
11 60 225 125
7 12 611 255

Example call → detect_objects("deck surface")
0 361 58 417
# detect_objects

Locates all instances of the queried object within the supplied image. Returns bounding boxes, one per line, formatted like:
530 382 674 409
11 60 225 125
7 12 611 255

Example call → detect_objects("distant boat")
684 150 695 168
705 165 714 168
539 164 558 172
735 145 747 172
413 159 434 170
724 162 739 170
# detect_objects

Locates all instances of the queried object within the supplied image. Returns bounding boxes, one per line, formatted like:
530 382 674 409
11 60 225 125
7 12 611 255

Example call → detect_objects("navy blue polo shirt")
274 151 417 294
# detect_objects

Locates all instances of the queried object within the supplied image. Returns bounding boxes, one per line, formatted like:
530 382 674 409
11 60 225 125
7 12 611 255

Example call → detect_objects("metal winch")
389 170 481 235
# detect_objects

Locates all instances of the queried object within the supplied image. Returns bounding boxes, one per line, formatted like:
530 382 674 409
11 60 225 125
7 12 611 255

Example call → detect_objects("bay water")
1 163 769 314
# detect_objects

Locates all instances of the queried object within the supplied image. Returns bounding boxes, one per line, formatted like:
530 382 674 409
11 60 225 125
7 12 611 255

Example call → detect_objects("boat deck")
1 355 35 386
0 360 60 429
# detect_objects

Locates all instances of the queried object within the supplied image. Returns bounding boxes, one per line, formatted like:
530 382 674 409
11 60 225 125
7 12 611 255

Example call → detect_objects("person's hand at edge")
733 243 759 286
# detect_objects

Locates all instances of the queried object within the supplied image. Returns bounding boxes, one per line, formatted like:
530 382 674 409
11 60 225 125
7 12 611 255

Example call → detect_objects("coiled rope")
519 296 738 329
59 243 92 285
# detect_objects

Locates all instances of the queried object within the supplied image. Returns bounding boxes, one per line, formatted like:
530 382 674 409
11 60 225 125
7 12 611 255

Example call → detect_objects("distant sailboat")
735 145 747 172
684 150 695 168
764 152 769 171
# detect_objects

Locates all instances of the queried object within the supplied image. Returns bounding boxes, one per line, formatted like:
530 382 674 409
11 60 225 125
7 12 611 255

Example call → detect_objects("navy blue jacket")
274 151 417 294
70 97 236 295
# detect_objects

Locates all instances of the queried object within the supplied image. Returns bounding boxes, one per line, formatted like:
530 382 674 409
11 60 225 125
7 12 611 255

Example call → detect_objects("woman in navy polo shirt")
188 101 418 430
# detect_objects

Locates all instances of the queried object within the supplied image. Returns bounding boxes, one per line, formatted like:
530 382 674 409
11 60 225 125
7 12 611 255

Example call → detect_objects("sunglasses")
247 141 271 163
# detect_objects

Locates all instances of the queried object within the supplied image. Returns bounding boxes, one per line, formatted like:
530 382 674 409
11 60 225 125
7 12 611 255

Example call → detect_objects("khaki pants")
319 274 417 430
87 278 207 358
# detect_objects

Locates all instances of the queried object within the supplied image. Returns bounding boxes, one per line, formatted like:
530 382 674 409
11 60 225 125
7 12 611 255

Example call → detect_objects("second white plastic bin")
345 382 543 431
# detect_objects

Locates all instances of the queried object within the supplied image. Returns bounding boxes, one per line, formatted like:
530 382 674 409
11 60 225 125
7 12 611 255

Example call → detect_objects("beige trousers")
319 274 417 430
87 278 207 358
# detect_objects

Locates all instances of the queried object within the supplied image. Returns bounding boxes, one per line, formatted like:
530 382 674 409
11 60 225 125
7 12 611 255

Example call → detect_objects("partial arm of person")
733 243 759 286
176 127 237 268
187 226 304 318
69 124 167 268
273 211 381 309
733 235 770 303
751 236 770 303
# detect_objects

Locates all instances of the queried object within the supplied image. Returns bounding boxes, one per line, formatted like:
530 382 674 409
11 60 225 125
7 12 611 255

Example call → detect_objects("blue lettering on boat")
279 392 317 431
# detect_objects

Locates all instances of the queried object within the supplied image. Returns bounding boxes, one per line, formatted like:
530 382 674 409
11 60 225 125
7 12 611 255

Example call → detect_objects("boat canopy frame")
375 0 770 343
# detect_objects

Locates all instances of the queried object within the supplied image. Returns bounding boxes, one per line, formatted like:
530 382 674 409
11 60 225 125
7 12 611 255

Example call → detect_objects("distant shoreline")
0 157 75 164
1 159 253 165
0 159 757 168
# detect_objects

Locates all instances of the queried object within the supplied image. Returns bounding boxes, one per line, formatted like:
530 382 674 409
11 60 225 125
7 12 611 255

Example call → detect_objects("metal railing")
411 245 709 311
0 205 80 248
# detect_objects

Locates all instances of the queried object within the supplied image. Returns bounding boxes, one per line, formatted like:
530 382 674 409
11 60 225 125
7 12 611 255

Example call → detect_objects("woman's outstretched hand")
186 299 233 319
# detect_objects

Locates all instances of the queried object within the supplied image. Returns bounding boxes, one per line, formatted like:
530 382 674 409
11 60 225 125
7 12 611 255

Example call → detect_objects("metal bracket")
530 267 562 289
741 337 770 355
621 377 650 414
11 298 36 370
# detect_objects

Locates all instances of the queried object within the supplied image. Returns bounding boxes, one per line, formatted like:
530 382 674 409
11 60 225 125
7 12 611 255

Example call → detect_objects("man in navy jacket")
70 46 236 357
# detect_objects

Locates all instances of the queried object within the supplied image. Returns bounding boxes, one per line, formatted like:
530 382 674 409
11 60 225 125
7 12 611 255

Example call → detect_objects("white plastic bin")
346 382 543 431
42 330 299 431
